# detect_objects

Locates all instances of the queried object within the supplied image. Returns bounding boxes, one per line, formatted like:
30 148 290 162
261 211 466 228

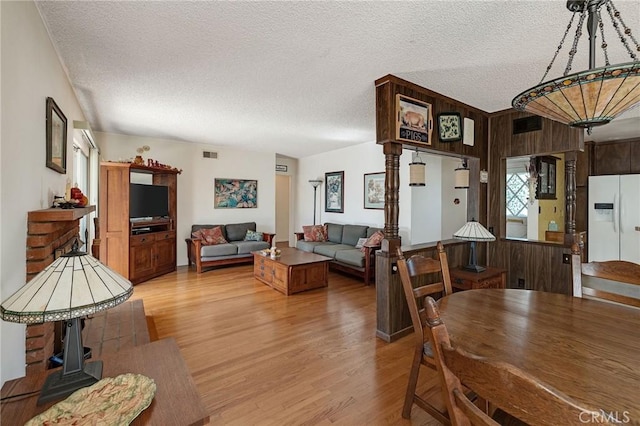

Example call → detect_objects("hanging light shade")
512 0 640 132
409 150 426 187
454 159 469 189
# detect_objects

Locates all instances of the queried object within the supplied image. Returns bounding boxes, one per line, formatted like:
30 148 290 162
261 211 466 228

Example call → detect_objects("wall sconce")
409 149 426 187
454 159 469 189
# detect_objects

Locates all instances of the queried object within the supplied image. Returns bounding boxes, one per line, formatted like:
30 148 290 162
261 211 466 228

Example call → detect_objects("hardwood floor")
132 265 443 425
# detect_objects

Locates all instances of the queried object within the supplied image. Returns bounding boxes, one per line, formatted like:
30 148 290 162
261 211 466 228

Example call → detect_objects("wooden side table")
449 266 507 291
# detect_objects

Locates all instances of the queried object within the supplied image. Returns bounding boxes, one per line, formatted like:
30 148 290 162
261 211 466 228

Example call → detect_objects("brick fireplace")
24 206 95 374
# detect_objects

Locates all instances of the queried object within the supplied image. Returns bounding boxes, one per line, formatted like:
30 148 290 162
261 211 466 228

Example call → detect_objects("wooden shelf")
27 205 95 222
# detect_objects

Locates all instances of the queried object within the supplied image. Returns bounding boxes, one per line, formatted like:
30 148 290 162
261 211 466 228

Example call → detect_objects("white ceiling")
35 0 640 159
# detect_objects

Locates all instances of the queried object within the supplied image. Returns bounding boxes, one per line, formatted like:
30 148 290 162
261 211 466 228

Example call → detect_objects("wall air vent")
513 116 542 135
203 151 218 159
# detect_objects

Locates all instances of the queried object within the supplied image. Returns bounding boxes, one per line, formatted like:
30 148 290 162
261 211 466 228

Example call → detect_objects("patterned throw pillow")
355 237 368 249
244 229 264 241
191 229 204 241
199 226 228 245
361 230 384 252
302 225 327 242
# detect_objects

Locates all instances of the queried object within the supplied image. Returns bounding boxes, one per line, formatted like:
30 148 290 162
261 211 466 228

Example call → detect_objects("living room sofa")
295 223 382 285
186 222 274 273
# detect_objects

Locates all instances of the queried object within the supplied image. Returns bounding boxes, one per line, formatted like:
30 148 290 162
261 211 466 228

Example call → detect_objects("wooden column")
382 142 402 254
564 155 577 244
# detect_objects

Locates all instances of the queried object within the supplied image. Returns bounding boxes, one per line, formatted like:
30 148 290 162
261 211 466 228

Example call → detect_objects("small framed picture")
46 97 67 174
364 172 385 209
396 94 433 145
325 171 344 213
437 112 462 142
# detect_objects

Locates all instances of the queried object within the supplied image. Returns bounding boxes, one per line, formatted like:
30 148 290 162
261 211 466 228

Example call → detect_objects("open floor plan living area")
2 1 639 425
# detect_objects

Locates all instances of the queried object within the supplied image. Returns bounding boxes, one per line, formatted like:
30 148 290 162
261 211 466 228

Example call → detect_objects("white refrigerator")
588 174 640 262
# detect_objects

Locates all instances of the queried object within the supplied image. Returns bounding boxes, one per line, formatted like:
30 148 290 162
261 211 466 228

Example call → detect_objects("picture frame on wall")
325 171 344 213
395 94 433 145
214 178 258 208
364 172 385 210
437 112 463 142
46 97 67 174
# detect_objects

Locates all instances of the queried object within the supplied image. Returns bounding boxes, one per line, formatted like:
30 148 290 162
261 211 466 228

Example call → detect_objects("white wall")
1 1 87 385
440 157 468 240
297 142 391 235
96 132 277 265
296 141 466 245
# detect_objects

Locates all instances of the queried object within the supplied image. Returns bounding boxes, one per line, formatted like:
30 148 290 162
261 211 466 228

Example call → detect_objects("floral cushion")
302 225 327 242
355 237 368 249
361 230 384 252
191 229 204 241
244 229 264 241
199 226 228 245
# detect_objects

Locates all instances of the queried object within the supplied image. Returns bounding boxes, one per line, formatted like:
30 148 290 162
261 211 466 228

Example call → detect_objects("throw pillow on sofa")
302 225 327 242
200 226 228 245
361 230 384 252
244 229 264 241
355 237 368 249
191 229 204 242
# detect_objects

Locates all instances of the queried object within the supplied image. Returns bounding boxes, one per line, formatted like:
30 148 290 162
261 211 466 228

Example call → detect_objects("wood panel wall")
376 240 467 342
487 110 583 294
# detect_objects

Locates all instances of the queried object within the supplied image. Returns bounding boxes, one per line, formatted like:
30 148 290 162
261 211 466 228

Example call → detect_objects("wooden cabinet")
535 155 557 200
129 230 176 283
450 266 507 291
99 162 180 284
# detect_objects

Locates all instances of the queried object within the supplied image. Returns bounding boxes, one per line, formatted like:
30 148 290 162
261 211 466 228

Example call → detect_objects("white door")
588 175 620 261
619 174 640 263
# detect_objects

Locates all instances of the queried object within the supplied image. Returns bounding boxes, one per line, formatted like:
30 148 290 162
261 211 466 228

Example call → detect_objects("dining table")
438 289 640 425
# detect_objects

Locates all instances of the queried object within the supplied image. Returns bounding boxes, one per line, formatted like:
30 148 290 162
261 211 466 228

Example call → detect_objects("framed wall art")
46 97 67 174
437 112 463 142
214 178 258 208
325 171 344 213
364 172 385 209
395 94 433 145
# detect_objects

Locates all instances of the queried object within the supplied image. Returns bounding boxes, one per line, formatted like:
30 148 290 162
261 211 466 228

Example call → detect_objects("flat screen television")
129 183 169 219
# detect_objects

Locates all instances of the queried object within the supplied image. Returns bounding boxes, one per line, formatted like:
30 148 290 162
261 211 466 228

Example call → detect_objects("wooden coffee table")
253 248 332 295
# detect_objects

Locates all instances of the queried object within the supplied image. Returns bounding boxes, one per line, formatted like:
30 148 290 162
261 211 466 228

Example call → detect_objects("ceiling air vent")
513 116 542 135
202 151 218 159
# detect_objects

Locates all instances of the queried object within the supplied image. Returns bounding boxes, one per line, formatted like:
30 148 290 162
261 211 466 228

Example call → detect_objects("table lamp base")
462 264 486 273
37 360 103 405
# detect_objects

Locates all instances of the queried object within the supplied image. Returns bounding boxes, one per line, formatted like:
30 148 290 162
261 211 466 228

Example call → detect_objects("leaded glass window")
506 172 529 217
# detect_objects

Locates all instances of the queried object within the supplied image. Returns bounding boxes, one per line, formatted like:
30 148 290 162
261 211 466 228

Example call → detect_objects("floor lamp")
309 180 323 225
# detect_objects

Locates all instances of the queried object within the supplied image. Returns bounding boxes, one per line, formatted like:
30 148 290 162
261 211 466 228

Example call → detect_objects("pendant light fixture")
512 0 640 133
409 149 426 186
454 159 470 189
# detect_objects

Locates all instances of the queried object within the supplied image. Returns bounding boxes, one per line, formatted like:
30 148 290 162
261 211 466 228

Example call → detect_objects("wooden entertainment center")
99 162 180 284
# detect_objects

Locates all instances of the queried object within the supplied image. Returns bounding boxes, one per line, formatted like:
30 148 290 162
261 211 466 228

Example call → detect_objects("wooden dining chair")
396 242 454 422
571 243 640 308
422 296 601 426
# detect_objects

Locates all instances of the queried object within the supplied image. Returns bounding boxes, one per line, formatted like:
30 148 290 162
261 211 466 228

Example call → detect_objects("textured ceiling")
36 1 640 158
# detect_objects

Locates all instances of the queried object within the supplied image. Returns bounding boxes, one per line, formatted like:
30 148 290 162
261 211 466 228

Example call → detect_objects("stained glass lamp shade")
1 250 133 404
453 220 496 273
512 0 640 131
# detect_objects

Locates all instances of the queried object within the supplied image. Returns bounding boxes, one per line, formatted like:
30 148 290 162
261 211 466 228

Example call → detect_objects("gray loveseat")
295 223 382 285
186 222 274 273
